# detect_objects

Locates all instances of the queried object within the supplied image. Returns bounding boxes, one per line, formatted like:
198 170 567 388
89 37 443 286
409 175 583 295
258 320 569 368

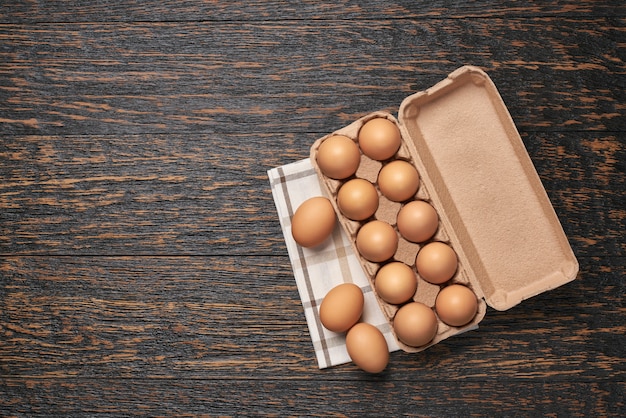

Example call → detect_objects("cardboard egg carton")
310 65 579 353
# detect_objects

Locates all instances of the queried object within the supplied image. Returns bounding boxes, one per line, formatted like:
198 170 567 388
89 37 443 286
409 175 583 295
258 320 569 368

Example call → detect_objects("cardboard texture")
310 65 579 353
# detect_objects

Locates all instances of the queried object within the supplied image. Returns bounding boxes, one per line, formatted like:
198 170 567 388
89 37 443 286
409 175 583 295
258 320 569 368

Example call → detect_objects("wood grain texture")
1 132 623 256
2 379 624 416
1 1 624 416
1 19 624 135
0 256 623 380
1 0 624 23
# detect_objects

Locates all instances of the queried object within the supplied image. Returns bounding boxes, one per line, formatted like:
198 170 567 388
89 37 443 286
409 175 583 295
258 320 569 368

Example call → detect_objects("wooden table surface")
1 1 624 416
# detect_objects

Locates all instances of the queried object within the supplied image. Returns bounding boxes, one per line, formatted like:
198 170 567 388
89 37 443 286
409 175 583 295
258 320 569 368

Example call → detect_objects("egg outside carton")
310 110 487 354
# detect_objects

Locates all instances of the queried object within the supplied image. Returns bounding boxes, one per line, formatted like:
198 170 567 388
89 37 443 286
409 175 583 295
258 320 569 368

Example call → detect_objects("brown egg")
397 200 439 243
319 283 364 333
415 242 458 284
337 178 379 221
377 160 420 202
316 135 361 179
375 262 417 305
435 284 478 327
345 323 389 373
358 118 401 161
393 302 438 347
356 220 398 263
291 197 336 248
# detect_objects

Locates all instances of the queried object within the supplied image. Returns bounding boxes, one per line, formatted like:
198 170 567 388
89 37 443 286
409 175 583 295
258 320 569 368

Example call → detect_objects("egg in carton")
311 111 487 352
309 66 579 353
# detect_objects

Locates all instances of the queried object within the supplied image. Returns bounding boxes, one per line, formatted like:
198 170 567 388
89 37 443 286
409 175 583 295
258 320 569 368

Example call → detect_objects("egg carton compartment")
311 111 487 353
310 65 578 354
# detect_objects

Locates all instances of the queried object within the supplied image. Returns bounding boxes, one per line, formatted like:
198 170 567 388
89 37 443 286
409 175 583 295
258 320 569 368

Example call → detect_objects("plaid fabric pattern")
268 158 400 369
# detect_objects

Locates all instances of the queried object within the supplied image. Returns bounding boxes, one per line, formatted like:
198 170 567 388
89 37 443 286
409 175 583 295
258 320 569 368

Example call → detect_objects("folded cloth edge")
268 158 400 369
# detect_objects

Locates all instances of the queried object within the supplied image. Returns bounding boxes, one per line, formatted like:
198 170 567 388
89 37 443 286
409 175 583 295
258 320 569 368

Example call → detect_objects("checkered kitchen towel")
268 158 401 369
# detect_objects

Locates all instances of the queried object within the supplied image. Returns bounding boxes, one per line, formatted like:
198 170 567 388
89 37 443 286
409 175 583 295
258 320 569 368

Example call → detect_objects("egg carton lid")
396 65 578 311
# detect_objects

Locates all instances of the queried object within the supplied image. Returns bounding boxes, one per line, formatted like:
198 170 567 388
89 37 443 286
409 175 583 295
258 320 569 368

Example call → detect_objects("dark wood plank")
1 18 623 136
1 378 624 416
1 2 624 416
2 1 623 23
1 256 623 380
0 132 299 256
1 132 623 256
524 132 626 257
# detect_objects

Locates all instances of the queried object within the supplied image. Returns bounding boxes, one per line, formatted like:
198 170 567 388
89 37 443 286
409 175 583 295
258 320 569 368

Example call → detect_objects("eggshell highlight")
435 284 478 327
397 200 439 243
415 242 458 284
337 178 379 221
319 283 364 333
377 160 420 202
316 135 361 179
356 220 398 263
375 262 417 305
358 118 402 161
291 197 336 248
345 323 389 373
393 302 438 347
